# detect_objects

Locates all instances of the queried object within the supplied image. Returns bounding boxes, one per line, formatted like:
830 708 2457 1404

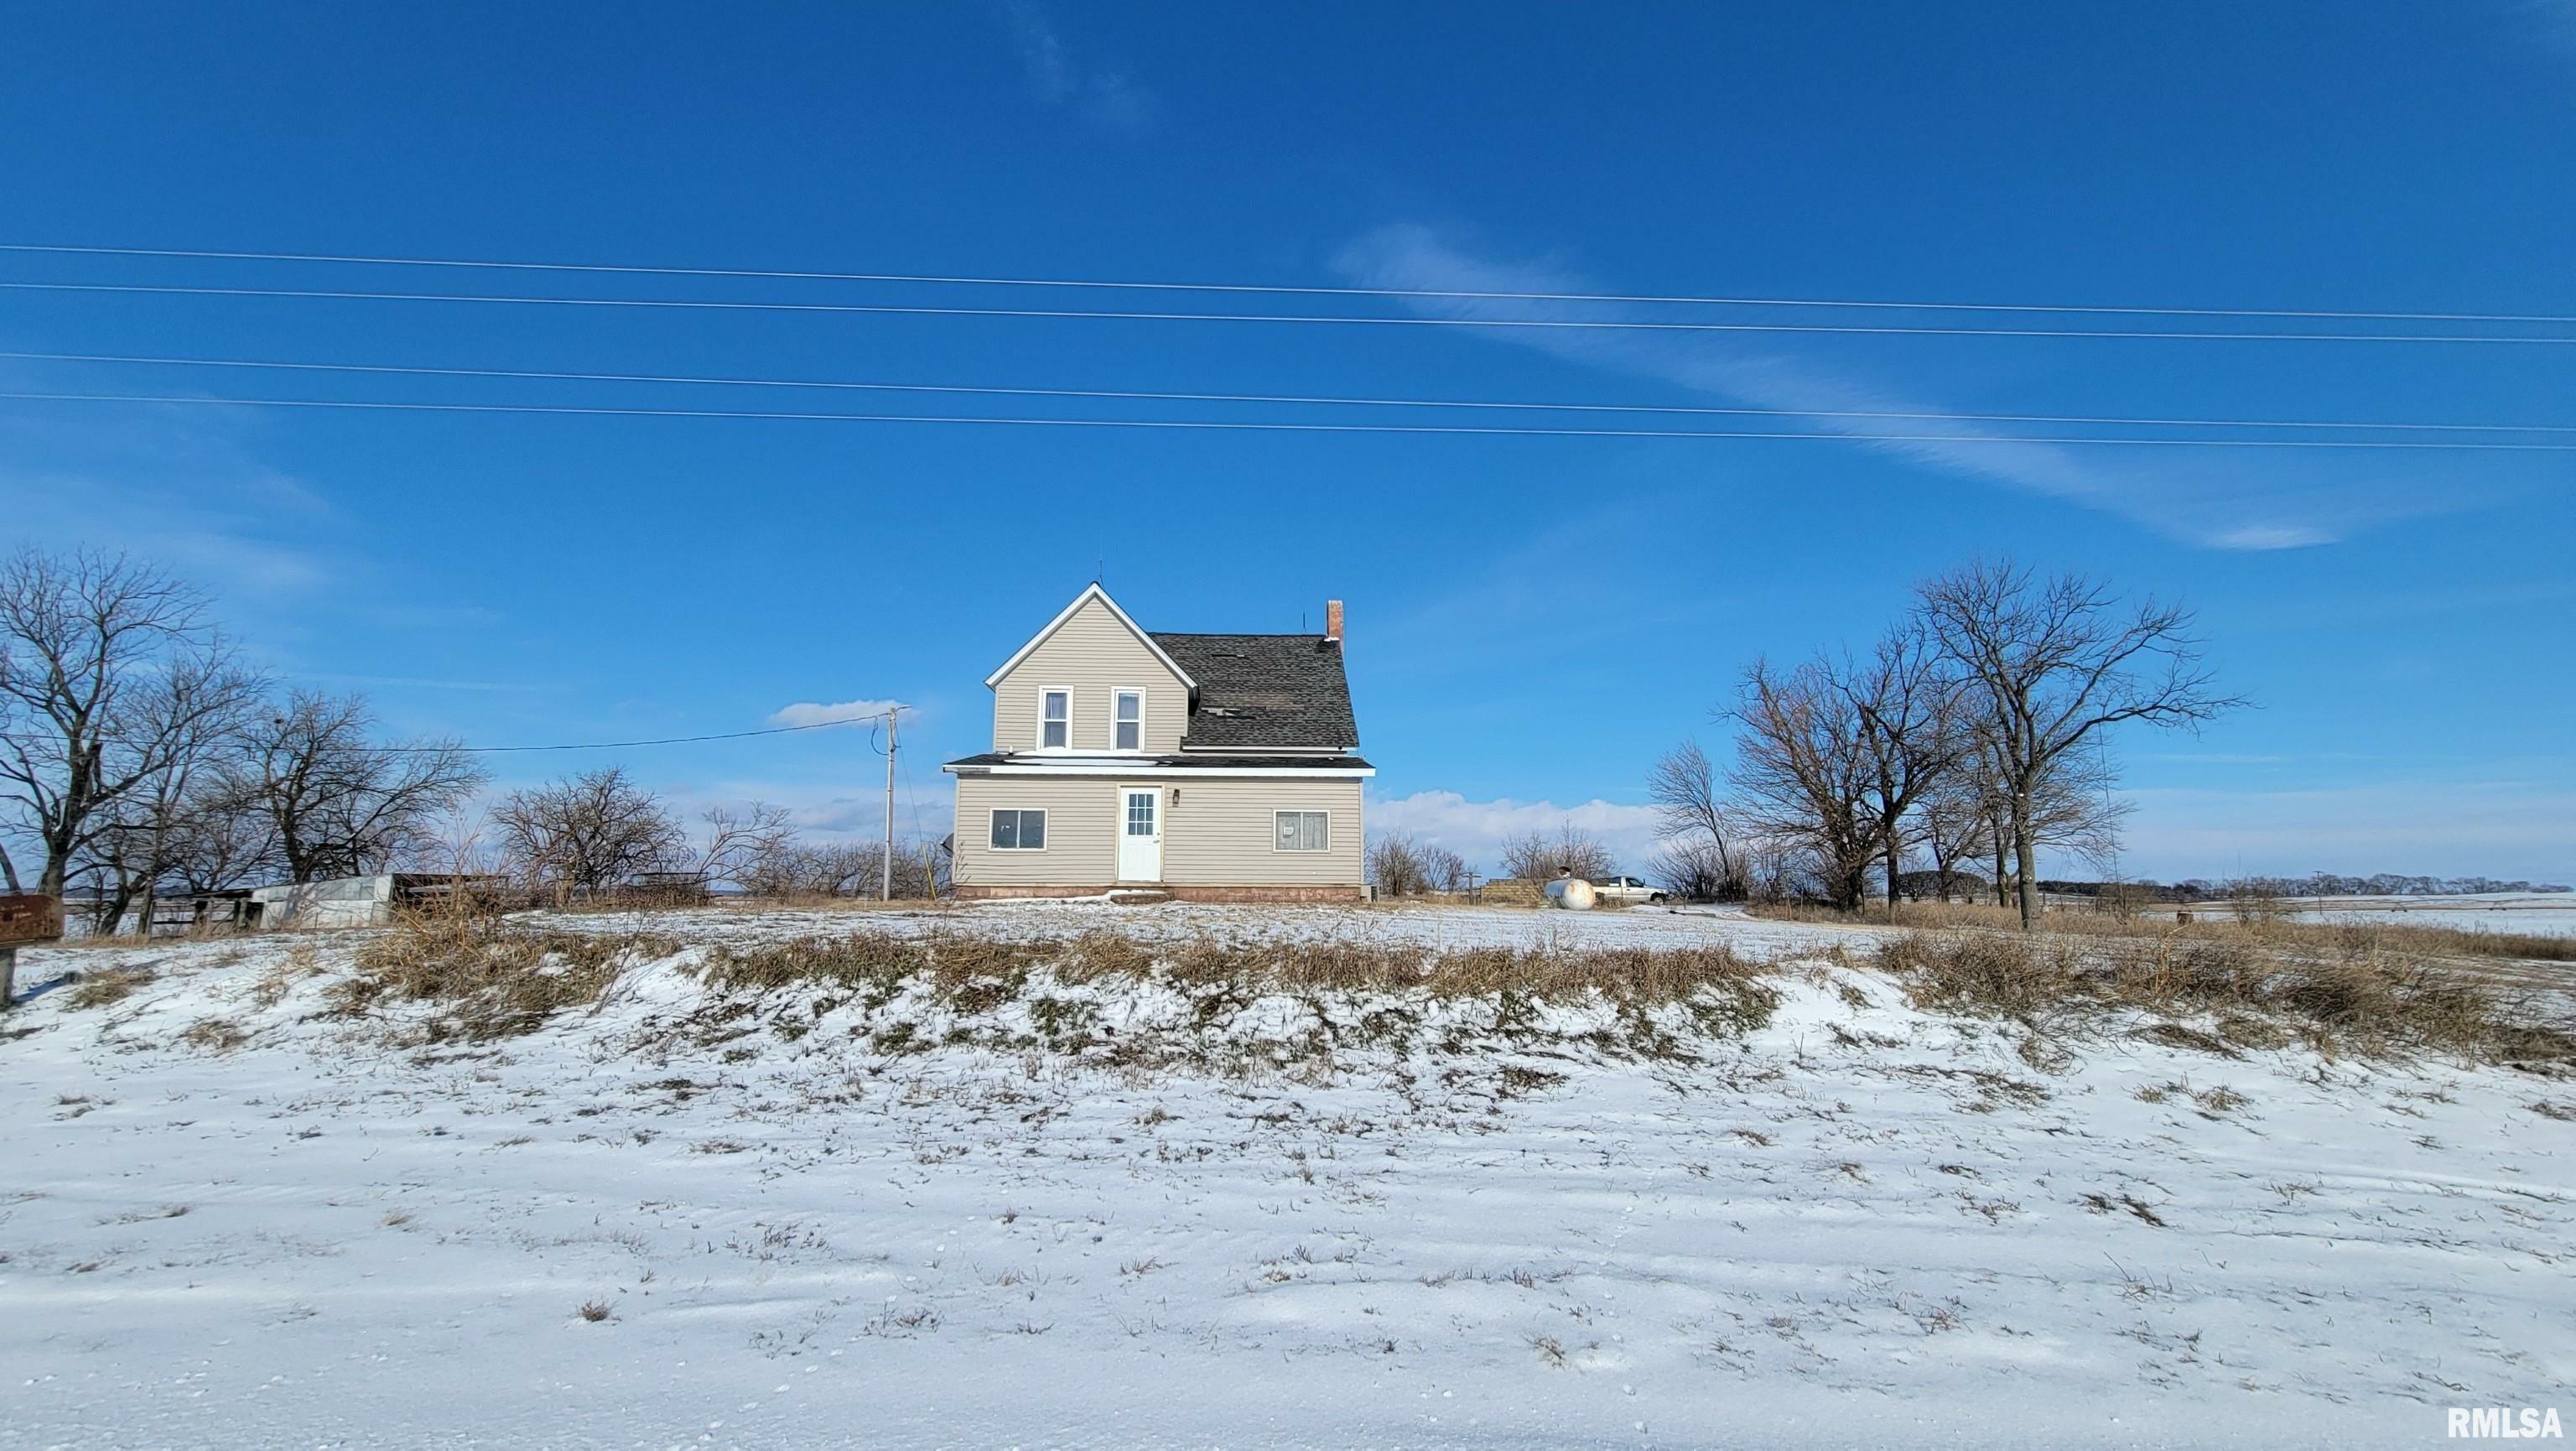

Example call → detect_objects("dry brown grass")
330 911 677 1042
1876 927 2574 1066
558 892 961 918
65 967 156 1010
180 1017 249 1052
248 944 325 1011
2306 919 2575 965
1750 898 2576 964
699 928 1780 1035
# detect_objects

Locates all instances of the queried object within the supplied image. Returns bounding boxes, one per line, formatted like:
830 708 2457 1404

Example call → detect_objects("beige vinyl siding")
1161 777 1363 887
990 596 1189 753
953 772 1364 889
951 775 1119 887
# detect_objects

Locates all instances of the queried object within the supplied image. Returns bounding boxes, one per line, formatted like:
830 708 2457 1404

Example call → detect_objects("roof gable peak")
982 583 1199 691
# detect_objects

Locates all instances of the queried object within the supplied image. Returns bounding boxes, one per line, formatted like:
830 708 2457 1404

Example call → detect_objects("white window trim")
1037 686 1073 752
1111 686 1147 754
1272 809 1332 853
989 808 1049 851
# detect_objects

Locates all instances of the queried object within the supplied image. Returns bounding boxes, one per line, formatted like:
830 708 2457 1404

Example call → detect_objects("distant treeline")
2040 874 2572 901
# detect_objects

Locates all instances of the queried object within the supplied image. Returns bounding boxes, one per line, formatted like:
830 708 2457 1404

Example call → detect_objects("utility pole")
870 705 891 902
882 706 899 901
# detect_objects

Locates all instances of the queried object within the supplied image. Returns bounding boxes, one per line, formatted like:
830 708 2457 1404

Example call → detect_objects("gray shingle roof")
1149 633 1358 749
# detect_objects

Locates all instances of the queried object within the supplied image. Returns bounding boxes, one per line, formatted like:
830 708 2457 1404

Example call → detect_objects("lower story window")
1274 809 1329 852
989 809 1047 850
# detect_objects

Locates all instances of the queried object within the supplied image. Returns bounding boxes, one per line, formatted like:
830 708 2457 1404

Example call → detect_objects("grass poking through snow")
1876 928 2572 1066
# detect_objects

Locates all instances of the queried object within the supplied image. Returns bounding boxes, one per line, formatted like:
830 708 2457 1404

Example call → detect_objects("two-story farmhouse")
944 585 1370 901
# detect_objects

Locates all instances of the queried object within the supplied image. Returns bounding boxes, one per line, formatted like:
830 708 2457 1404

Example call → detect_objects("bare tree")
1497 821 1615 883
492 767 683 899
1945 704 2126 908
1737 836 1821 906
750 838 943 899
742 836 951 900
1842 624 1966 910
1916 559 2241 928
1723 657 1880 910
694 802 796 888
235 693 486 882
1419 843 1471 894
744 838 857 899
1914 773 1991 903
411 804 502 881
1367 831 1431 897
1647 739 1743 898
95 659 273 933
2021 738 2131 876
1650 839 1733 902
157 775 281 895
0 549 266 899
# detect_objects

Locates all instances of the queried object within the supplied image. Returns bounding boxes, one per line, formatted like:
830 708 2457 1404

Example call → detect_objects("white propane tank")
1544 874 1597 910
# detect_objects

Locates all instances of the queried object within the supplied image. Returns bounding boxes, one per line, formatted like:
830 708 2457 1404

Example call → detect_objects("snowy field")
3 902 2570 1450
2283 893 2576 939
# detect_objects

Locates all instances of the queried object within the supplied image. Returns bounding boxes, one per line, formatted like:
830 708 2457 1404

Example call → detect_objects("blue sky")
3 2 2570 882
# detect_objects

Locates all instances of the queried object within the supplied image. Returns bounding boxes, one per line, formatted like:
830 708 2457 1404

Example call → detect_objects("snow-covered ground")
2132 892 2576 939
2282 893 2576 939
3 903 2568 1449
551 897 1871 957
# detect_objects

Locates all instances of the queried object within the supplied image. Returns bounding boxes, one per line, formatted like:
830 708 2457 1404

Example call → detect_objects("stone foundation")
955 883 1366 904
1165 884 1366 904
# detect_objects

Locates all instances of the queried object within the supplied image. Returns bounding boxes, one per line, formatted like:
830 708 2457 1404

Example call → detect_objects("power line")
407 713 889 754
6 279 2574 345
8 241 2573 325
8 349 2567 435
8 388 2576 450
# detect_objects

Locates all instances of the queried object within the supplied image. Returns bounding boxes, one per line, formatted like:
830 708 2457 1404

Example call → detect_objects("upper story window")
1040 689 1070 749
1113 689 1144 752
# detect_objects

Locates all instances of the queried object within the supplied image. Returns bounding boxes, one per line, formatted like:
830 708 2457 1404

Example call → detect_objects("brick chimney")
1323 599 1344 645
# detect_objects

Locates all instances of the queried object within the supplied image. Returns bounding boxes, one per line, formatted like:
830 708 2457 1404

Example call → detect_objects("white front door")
1116 786 1163 882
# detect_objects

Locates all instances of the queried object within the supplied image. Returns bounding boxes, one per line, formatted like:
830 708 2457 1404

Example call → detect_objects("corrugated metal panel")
990 596 1189 753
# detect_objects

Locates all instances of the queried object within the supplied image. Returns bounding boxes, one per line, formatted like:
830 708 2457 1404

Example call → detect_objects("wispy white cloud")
0 382 344 597
1000 1 1158 135
1332 225 2438 550
1366 788 1666 877
1365 501 1665 675
768 699 911 730
0 461 335 595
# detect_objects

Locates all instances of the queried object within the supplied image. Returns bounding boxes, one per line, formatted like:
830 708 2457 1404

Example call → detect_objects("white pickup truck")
1590 875 1666 905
